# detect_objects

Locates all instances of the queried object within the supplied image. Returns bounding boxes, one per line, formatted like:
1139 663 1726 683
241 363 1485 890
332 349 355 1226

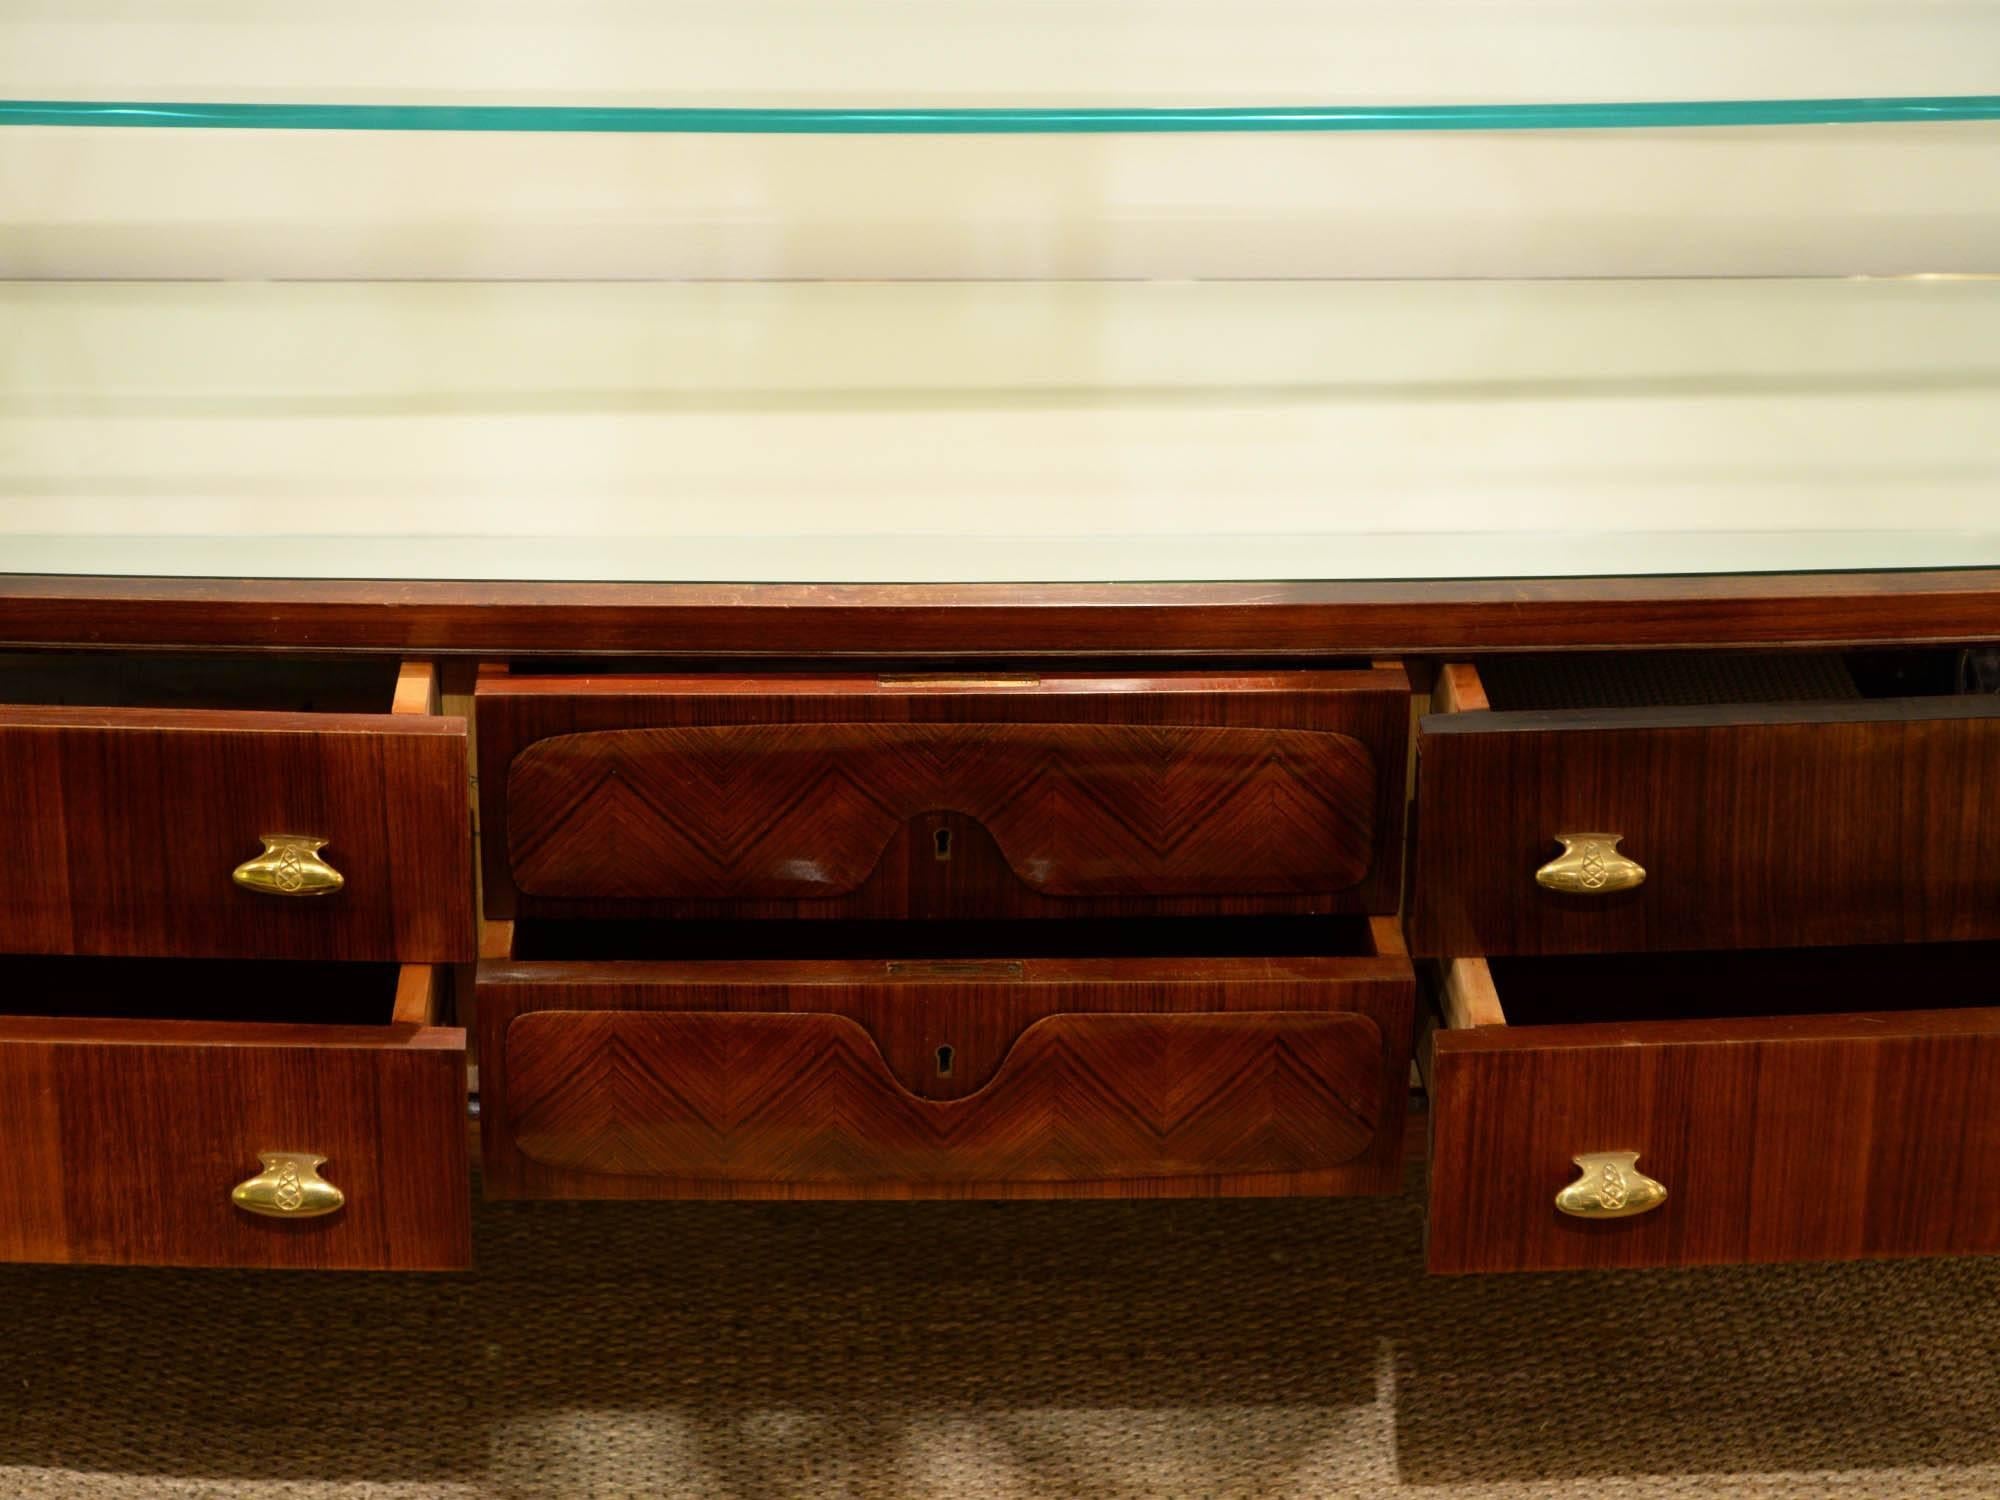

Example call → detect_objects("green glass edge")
2 95 1998 133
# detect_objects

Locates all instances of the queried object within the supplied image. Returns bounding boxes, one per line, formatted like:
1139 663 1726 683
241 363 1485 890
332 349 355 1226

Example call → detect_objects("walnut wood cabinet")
1 579 1996 1273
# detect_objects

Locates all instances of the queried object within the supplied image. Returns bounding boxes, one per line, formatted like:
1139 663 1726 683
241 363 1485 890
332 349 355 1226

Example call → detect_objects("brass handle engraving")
231 1152 345 1219
1536 833 1646 895
1556 1151 1667 1220
232 835 344 897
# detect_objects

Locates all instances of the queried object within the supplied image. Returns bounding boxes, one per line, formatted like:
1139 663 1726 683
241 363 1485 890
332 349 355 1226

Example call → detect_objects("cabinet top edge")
2 571 1998 655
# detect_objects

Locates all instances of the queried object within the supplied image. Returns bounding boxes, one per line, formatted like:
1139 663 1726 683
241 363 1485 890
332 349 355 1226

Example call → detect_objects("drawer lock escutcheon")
1556 1151 1668 1220
231 1152 345 1219
1536 833 1646 895
233 835 345 897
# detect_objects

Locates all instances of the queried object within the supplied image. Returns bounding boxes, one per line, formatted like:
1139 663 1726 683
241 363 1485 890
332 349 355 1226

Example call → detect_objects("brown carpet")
4 1164 2000 1499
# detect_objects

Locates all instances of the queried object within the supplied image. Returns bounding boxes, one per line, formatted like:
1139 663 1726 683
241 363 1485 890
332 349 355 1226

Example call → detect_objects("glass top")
6 0 2000 126
7 97 1998 135
5 277 1996 585
11 3 1997 282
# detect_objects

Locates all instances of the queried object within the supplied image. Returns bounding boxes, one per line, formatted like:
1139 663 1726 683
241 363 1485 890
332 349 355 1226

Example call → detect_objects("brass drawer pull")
231 1152 345 1219
1556 1151 1667 1220
1536 833 1646 895
233 835 344 897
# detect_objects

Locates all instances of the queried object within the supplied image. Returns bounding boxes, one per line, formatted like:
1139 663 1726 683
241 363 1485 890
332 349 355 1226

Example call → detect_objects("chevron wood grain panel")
508 721 1376 900
476 666 1409 919
507 1009 1381 1185
476 935 1414 1199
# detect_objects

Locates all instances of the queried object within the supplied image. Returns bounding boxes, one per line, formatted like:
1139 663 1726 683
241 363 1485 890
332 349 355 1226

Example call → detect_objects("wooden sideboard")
1 572 1996 1273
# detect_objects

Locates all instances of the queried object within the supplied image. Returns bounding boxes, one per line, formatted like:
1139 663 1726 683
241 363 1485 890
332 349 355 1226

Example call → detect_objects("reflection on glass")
3 278 1996 583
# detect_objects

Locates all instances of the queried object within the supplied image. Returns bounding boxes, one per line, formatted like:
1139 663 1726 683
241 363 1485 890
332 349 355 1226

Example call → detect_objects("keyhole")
933 828 953 861
935 1044 955 1077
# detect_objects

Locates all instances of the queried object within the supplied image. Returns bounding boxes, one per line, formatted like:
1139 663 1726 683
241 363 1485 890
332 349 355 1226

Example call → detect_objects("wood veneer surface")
0 1012 469 1270
1429 996 2000 1274
0 705 474 961
478 939 1412 1200
507 1008 1385 1186
480 668 1408 919
1413 690 2000 956
7 571 2000 655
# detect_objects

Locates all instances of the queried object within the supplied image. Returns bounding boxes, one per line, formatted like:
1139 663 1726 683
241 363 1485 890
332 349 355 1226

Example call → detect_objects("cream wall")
10 0 1998 105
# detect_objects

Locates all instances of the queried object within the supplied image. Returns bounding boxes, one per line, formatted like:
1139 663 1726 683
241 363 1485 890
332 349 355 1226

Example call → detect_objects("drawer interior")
0 957 421 1027
1445 942 2000 1034
0 652 407 713
494 655 1380 679
1467 646 1988 712
507 913 1389 964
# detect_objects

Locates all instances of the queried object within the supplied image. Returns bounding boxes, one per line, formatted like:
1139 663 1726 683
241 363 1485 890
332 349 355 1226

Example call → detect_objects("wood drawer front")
0 702 472 962
0 974 468 1270
1413 668 2000 956
476 666 1409 918
1426 955 2000 1274
478 945 1413 1199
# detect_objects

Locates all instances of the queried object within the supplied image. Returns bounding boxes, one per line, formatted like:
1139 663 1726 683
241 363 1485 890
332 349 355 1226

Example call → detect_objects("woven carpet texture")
3 1165 1999 1499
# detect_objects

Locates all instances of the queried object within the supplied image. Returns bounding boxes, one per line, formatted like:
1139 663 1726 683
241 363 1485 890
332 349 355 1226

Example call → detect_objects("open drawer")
478 915 1414 1199
0 961 468 1269
475 663 1410 921
1425 944 2000 1273
1412 651 2000 956
0 655 472 962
